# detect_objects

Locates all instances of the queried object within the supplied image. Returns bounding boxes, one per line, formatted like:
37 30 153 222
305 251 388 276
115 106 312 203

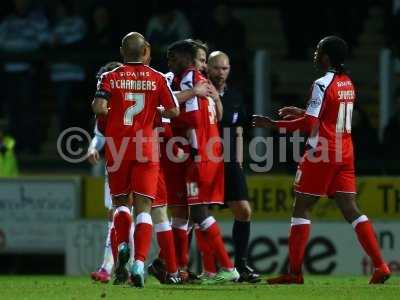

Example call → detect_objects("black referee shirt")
219 86 249 162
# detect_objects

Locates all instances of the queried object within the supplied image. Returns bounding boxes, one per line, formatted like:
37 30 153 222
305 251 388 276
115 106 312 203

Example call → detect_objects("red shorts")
107 160 159 199
186 160 224 206
153 167 168 208
294 153 356 197
164 159 188 207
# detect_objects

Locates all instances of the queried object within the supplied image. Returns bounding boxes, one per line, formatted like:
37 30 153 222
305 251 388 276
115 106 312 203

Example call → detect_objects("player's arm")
162 106 180 118
278 106 306 120
236 126 243 167
174 80 211 103
159 75 180 118
87 122 105 165
92 73 112 116
252 114 318 134
208 82 223 121
92 98 108 115
253 80 325 133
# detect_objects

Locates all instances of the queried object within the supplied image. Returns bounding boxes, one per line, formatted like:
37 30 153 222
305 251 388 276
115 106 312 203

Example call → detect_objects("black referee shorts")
224 162 249 202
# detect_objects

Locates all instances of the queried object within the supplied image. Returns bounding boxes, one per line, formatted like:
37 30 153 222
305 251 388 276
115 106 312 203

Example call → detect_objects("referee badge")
232 112 238 124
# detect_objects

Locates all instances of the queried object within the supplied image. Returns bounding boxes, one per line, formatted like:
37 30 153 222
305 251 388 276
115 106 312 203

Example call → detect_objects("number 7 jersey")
305 71 355 163
95 62 178 161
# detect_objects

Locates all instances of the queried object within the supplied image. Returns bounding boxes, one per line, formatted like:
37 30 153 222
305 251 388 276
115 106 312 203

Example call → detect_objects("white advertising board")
65 220 400 276
0 178 81 253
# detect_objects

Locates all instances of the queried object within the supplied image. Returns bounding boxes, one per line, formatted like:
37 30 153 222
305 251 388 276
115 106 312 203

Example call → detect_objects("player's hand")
193 80 211 98
207 81 221 102
252 115 276 128
157 106 166 114
87 148 100 165
278 106 305 119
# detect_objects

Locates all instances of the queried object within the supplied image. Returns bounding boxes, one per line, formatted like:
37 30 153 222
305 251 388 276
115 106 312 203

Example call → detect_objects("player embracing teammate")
165 39 239 284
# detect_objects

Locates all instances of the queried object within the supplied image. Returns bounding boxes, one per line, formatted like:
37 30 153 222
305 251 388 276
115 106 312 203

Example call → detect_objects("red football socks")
289 218 311 274
113 206 132 247
195 228 217 274
200 217 233 270
353 216 385 268
134 212 153 262
156 222 178 273
172 218 189 269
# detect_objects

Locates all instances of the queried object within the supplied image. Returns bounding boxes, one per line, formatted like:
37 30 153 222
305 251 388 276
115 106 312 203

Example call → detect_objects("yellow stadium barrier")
83 175 400 220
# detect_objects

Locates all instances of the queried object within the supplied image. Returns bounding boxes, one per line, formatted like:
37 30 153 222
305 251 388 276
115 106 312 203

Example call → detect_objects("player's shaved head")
208 51 229 66
120 32 150 62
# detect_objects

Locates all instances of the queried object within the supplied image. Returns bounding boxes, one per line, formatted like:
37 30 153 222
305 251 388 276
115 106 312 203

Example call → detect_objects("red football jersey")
171 68 222 161
95 62 178 161
305 71 355 162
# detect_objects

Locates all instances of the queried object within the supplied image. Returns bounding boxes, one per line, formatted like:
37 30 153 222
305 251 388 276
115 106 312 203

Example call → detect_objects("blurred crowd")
0 0 398 175
0 0 247 155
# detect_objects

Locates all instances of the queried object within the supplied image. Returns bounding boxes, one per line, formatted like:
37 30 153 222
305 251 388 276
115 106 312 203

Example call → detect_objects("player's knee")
190 205 209 224
151 206 169 224
341 207 361 223
170 206 188 219
234 203 251 221
112 195 129 207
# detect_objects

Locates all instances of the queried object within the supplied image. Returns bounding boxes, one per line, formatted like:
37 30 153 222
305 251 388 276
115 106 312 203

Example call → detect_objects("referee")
208 51 260 283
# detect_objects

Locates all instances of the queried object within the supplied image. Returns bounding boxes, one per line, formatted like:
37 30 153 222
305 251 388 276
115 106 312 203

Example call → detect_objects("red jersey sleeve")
173 70 201 129
276 115 319 134
159 75 178 110
94 72 112 100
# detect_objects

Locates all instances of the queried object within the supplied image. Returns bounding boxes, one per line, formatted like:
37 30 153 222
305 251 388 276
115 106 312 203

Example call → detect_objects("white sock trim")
171 217 188 230
200 216 216 230
155 222 171 233
137 212 152 225
114 206 131 215
291 217 311 226
135 260 144 268
129 222 135 260
352 215 368 229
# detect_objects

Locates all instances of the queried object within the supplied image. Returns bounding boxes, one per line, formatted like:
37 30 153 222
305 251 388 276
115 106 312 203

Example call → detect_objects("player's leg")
334 192 391 284
228 200 260 282
331 161 390 284
165 160 190 273
129 161 159 288
91 178 114 283
112 194 133 285
91 208 114 283
170 205 190 271
267 192 318 284
107 160 133 285
225 162 255 277
151 206 181 284
194 225 217 278
190 204 239 284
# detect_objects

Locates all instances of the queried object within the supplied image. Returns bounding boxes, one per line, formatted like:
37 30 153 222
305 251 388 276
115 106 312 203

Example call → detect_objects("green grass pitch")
1 275 399 300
